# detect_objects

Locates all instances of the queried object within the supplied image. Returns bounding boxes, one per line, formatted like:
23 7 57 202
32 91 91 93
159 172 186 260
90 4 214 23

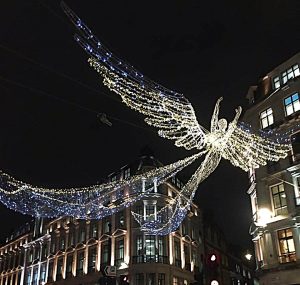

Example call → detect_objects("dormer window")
273 76 280 89
260 108 274 129
282 64 300 84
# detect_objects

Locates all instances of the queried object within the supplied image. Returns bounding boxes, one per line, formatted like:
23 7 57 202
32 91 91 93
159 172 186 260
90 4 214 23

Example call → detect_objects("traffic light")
119 275 129 285
206 253 220 284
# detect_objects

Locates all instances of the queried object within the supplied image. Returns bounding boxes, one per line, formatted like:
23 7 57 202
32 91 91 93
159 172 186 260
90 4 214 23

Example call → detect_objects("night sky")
1 0 300 250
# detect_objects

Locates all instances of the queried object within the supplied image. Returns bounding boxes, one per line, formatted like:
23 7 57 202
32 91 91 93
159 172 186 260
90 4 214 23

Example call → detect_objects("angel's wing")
61 2 206 150
222 123 291 172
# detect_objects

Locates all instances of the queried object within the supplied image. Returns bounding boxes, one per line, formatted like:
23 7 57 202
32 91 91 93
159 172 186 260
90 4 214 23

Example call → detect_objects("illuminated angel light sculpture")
0 3 291 235
59 2 291 234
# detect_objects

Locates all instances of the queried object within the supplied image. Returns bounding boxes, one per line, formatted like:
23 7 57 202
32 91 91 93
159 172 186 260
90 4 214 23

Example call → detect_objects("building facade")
244 52 300 284
0 154 204 285
203 217 256 285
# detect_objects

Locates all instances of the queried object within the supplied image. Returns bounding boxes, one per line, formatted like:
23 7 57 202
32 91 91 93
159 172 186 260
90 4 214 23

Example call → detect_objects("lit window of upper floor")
272 64 300 89
284 93 300 116
270 183 288 216
282 64 300 84
260 108 274 129
278 228 296 263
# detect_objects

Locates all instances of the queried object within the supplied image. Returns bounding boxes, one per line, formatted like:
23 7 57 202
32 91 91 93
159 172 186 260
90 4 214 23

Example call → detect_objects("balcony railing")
278 252 296 264
132 255 168 264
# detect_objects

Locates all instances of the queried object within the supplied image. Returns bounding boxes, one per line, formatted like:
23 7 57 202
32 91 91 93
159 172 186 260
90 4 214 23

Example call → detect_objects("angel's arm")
210 97 223 132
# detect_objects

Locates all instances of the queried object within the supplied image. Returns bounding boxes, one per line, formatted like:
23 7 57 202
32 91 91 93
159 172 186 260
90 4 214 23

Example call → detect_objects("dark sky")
0 0 300 250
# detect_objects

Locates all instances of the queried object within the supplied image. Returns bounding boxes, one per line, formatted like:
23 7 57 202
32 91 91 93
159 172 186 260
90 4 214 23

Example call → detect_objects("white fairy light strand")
0 152 203 219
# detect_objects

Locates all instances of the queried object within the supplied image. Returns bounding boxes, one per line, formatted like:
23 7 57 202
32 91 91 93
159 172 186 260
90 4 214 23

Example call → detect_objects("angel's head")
218 118 228 131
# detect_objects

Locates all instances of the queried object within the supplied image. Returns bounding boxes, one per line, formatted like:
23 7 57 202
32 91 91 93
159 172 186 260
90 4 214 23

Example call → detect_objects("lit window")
145 235 156 261
260 108 274 129
273 76 280 89
293 64 300 77
270 184 288 216
278 228 296 263
282 64 300 84
284 93 300 116
145 204 156 221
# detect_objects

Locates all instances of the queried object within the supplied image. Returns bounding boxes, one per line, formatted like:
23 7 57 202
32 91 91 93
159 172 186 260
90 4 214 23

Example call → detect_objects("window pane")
285 97 292 105
273 196 281 208
260 111 267 118
286 104 294 115
294 100 300 112
294 66 300 77
268 115 274 125
292 93 299 101
287 239 295 252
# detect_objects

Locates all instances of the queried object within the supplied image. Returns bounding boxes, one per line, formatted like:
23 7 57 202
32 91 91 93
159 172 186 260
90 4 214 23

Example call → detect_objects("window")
102 218 111 234
182 221 188 236
59 236 65 250
174 239 181 267
145 235 156 261
145 204 156 221
111 175 117 182
184 245 190 270
48 260 54 282
282 64 300 84
273 76 280 89
116 211 125 229
146 273 156 285
90 222 98 239
136 235 143 255
79 227 85 243
284 93 300 116
136 273 144 285
124 168 130 179
66 254 73 277
86 247 96 273
32 267 38 285
56 257 63 280
271 184 288 216
260 108 274 129
40 263 46 283
77 251 84 276
25 270 31 285
101 241 110 266
158 273 165 285
278 228 296 263
115 238 124 267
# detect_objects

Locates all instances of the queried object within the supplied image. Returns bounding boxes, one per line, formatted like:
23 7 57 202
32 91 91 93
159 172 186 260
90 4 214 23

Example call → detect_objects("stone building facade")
243 52 300 284
0 154 204 285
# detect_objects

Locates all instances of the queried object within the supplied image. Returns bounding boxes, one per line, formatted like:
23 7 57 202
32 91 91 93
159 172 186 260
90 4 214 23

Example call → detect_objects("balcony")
278 252 297 264
132 255 168 264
